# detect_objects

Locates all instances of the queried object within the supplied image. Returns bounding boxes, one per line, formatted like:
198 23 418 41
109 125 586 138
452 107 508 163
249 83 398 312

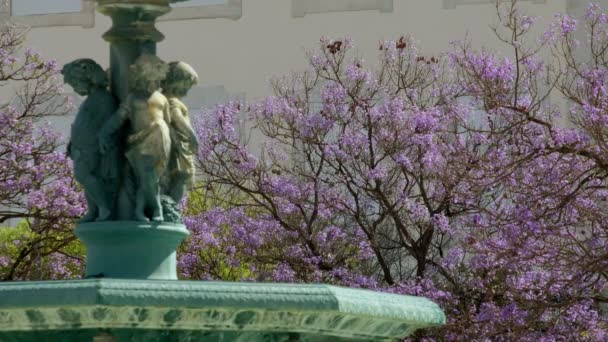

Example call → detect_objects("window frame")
159 0 242 21
291 0 393 18
0 0 94 29
442 0 545 10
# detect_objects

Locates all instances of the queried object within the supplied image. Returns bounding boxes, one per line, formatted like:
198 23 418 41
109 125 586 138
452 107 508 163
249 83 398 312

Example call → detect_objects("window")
12 0 82 16
292 0 393 18
0 0 94 28
442 0 545 10
159 0 242 21
171 0 227 9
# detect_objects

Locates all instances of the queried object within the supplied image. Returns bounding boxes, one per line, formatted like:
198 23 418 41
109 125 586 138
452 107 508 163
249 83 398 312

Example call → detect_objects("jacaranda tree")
0 26 84 280
183 1 608 340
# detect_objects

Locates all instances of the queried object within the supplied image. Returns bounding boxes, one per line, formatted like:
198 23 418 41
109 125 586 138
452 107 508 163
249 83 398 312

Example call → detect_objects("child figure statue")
161 61 200 203
62 59 119 222
99 54 171 222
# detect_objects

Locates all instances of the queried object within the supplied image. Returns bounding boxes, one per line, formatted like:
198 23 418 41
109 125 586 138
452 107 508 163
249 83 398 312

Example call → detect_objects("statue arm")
99 98 130 153
163 101 172 125
101 102 129 136
170 107 199 151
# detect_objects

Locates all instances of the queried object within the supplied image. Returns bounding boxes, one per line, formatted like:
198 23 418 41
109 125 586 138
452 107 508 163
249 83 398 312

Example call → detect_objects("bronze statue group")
62 55 199 223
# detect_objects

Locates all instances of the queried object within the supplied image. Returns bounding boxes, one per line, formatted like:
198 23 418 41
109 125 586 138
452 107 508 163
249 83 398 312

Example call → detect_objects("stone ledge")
291 0 393 18
0 0 95 29
0 279 445 341
442 0 546 10
159 0 242 22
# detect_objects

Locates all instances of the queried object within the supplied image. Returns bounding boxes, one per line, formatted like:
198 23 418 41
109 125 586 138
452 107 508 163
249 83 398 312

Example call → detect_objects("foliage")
0 25 84 280
0 221 84 280
178 185 258 281
185 1 608 340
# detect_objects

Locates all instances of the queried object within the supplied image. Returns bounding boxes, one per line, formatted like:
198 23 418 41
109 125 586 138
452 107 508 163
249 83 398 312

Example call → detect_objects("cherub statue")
161 61 200 203
62 59 119 222
99 54 171 222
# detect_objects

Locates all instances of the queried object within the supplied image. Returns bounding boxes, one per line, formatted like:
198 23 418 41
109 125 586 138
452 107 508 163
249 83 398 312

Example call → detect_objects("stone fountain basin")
0 279 445 341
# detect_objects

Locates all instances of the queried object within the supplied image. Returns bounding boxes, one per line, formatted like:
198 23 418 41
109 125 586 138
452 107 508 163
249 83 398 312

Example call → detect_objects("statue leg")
131 156 162 222
80 192 98 223
151 195 163 222
168 173 189 203
80 174 112 221
75 168 112 222
142 171 163 222
134 186 149 222
128 153 151 222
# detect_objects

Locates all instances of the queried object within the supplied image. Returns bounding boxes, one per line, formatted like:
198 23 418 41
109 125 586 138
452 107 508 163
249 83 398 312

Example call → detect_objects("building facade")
0 0 601 226
2 1 595 118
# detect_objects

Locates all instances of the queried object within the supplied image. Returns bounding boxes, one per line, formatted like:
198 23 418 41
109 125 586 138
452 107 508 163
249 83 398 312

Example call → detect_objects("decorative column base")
74 222 189 280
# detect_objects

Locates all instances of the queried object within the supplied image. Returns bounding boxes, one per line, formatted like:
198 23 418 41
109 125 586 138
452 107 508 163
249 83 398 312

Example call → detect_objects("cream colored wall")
20 0 568 103
0 1 591 226
159 0 566 100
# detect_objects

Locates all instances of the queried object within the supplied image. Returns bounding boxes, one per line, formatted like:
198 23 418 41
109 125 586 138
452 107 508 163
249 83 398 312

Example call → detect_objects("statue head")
128 54 169 95
162 61 198 98
61 59 108 96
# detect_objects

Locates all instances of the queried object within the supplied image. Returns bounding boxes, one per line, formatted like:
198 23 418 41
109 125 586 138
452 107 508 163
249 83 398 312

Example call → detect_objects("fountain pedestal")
75 222 189 280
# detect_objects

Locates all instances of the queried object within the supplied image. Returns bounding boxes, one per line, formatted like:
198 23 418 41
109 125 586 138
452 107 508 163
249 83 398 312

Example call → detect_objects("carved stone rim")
0 279 445 340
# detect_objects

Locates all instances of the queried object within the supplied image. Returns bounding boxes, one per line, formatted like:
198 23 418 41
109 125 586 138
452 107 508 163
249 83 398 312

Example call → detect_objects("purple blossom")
176 6 608 341
556 13 578 36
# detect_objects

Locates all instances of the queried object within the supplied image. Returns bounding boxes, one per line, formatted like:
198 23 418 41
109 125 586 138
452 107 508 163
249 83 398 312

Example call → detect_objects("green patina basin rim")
0 279 445 341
